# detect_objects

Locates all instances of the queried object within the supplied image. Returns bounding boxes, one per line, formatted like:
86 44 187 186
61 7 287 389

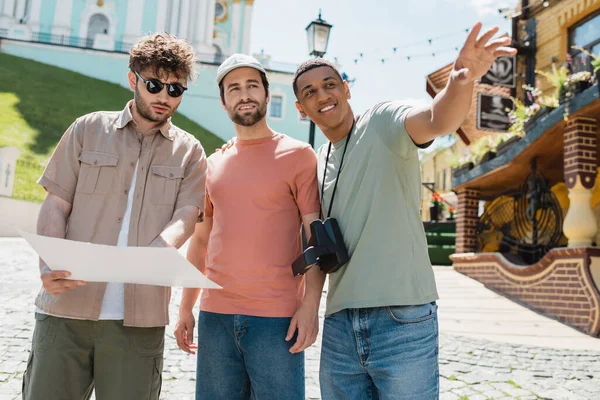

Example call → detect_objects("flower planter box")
537 106 555 120
496 136 521 156
560 79 593 104
524 118 535 132
575 80 593 95
559 87 567 104
429 205 439 222
480 151 496 163
452 162 474 178
524 106 555 132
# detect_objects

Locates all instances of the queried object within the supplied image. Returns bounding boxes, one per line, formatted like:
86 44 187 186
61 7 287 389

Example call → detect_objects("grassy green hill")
0 53 223 202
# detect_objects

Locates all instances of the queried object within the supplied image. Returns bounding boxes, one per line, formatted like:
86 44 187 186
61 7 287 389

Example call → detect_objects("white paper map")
19 230 221 289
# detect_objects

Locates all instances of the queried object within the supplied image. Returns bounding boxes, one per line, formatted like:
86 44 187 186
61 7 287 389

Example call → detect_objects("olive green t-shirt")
317 101 439 315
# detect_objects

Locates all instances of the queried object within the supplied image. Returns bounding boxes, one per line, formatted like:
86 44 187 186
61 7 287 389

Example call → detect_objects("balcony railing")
113 40 134 54
31 32 93 48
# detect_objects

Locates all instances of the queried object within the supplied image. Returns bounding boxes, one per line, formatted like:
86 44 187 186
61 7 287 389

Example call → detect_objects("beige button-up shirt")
36 101 207 327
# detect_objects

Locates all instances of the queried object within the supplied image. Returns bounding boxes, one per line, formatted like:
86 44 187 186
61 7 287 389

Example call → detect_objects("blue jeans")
320 303 439 400
195 311 305 400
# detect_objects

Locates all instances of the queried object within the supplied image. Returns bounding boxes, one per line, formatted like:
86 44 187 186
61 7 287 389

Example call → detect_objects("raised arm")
405 23 516 145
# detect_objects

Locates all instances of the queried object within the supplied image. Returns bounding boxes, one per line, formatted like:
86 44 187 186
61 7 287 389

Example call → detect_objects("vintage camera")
292 218 350 276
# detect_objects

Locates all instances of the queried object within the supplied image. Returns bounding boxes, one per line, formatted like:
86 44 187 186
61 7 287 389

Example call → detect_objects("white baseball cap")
216 53 267 85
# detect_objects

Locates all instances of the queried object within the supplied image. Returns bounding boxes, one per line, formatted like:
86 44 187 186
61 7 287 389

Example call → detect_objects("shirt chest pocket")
149 165 185 206
76 151 119 194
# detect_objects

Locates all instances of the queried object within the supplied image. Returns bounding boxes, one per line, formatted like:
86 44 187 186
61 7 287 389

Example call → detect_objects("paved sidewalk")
1 238 600 399
435 266 600 351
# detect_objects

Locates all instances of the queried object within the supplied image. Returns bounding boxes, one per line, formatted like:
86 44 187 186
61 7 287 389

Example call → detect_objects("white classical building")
0 0 254 58
0 0 327 147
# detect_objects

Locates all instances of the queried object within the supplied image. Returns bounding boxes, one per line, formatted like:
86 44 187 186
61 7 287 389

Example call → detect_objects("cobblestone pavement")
438 335 600 400
2 238 600 399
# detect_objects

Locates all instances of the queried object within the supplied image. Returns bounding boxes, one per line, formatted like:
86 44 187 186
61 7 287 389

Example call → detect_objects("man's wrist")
301 292 321 310
179 304 195 315
179 295 198 314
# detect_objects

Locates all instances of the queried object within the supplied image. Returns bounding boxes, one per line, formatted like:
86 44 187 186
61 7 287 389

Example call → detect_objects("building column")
1 0 15 16
241 0 254 54
192 0 215 55
155 0 168 33
168 0 180 36
51 0 73 36
28 0 42 32
0 0 16 30
456 188 480 254
177 0 190 39
123 0 143 42
230 0 242 54
563 116 598 247
14 0 24 20
191 0 206 46
204 0 215 48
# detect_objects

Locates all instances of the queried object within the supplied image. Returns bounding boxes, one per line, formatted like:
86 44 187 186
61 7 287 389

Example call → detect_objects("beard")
134 87 176 124
229 100 267 127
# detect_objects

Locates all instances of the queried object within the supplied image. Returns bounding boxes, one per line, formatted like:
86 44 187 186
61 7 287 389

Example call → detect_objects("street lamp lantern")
306 10 332 58
305 10 333 148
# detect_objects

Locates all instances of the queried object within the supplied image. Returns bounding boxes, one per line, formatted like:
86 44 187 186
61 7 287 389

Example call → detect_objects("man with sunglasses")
174 54 322 400
22 33 207 400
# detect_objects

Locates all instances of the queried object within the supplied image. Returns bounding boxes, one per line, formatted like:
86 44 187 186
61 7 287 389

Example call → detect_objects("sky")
249 0 515 114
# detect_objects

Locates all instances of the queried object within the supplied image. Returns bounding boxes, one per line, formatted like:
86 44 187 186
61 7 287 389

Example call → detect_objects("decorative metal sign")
476 93 513 132
480 56 516 88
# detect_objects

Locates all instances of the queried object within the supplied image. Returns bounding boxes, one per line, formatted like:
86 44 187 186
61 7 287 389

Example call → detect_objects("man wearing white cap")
175 54 324 399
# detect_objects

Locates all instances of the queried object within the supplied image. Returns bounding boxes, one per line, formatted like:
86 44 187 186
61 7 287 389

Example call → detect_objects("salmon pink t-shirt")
199 133 320 317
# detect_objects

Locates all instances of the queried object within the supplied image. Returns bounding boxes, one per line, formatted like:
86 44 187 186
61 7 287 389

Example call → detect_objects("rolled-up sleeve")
372 101 434 159
37 119 83 204
293 145 320 217
174 141 207 218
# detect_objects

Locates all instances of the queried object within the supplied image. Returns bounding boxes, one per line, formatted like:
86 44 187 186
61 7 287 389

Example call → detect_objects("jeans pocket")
385 302 437 324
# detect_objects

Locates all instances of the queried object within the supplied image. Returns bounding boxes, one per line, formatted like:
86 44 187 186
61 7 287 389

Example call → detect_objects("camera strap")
320 120 355 219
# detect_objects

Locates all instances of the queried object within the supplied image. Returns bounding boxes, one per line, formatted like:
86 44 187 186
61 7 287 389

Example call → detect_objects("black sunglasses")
134 71 188 98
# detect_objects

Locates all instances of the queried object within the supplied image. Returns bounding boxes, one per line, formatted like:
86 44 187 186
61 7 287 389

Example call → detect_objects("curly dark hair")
129 33 197 81
293 58 344 98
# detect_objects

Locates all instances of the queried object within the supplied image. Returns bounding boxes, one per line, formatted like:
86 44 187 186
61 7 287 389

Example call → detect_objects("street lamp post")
305 10 332 148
